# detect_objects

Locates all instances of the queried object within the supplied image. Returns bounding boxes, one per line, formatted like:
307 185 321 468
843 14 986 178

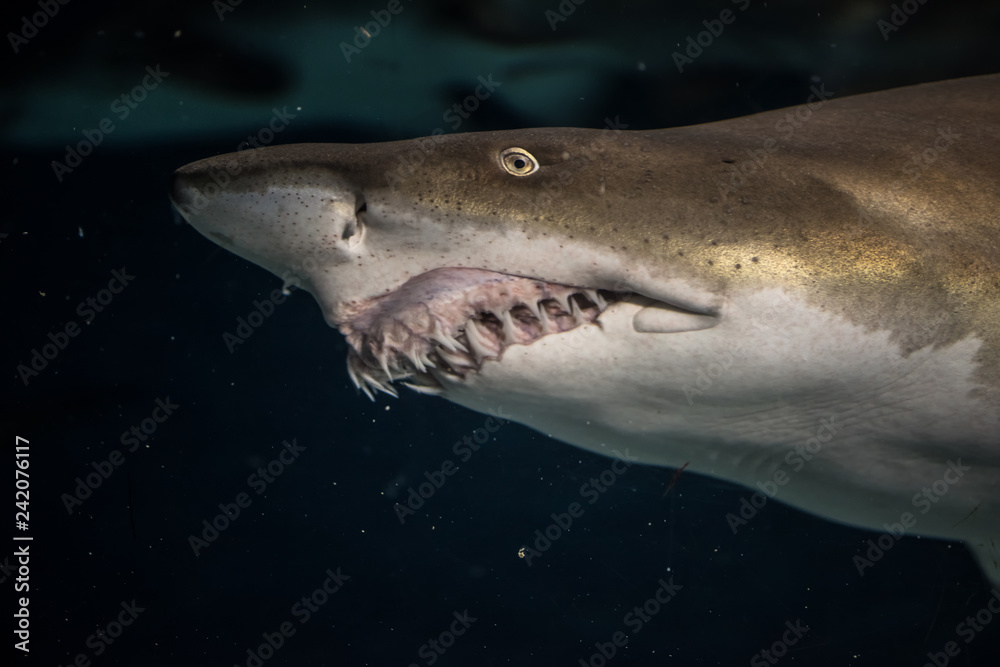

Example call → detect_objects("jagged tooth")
429 323 458 351
569 297 584 322
553 294 571 313
537 302 560 333
429 334 452 351
377 351 394 381
347 356 378 401
431 324 468 353
451 336 469 353
420 351 436 368
360 381 376 401
432 321 470 353
523 300 542 320
584 289 607 310
500 310 519 344
438 347 474 370
401 381 443 396
346 357 363 391
368 374 398 398
406 349 426 373
356 370 377 401
536 302 549 325
465 319 495 361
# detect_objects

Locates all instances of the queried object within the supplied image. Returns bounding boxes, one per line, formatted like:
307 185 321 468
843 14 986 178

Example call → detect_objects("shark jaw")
336 266 626 399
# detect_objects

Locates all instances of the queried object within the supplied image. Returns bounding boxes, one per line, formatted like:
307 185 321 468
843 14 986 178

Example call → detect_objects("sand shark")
170 74 1000 584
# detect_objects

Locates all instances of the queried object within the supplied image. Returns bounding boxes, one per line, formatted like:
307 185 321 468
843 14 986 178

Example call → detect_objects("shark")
170 74 1000 584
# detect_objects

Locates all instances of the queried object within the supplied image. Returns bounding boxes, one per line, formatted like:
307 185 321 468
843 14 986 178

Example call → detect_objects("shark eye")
499 147 539 176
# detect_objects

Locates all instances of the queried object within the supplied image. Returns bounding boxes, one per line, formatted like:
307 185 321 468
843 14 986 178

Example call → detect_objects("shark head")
171 76 1000 585
169 127 729 409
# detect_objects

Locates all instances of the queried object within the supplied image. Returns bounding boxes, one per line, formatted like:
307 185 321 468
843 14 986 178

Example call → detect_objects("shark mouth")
336 267 623 399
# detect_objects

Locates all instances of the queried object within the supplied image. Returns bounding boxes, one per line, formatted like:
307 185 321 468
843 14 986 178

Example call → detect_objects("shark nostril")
342 196 367 243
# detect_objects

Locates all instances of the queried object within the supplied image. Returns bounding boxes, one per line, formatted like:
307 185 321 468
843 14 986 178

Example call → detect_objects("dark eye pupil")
515 159 527 169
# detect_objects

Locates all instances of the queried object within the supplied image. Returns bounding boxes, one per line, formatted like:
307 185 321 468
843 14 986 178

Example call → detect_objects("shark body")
171 75 1000 583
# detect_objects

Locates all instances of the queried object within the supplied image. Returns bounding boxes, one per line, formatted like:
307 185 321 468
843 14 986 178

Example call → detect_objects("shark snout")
168 162 240 223
168 169 199 215
169 150 382 324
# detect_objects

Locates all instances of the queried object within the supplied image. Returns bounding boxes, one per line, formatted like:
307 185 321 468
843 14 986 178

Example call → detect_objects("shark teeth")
400 381 442 396
430 322 467 353
464 319 499 362
585 289 607 310
522 300 542 320
500 310 520 344
337 269 622 399
377 351 394 381
536 301 551 328
347 355 399 400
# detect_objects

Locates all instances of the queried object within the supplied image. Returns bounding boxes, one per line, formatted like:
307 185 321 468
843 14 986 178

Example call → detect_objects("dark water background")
4 0 1000 664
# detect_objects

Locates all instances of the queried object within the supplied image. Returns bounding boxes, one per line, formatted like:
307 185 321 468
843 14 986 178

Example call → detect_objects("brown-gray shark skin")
171 75 1000 584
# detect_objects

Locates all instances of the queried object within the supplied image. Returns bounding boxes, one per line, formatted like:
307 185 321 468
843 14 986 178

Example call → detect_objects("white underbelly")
438 290 1000 545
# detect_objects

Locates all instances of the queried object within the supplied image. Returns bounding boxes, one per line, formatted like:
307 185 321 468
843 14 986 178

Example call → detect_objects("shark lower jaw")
336 267 626 399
